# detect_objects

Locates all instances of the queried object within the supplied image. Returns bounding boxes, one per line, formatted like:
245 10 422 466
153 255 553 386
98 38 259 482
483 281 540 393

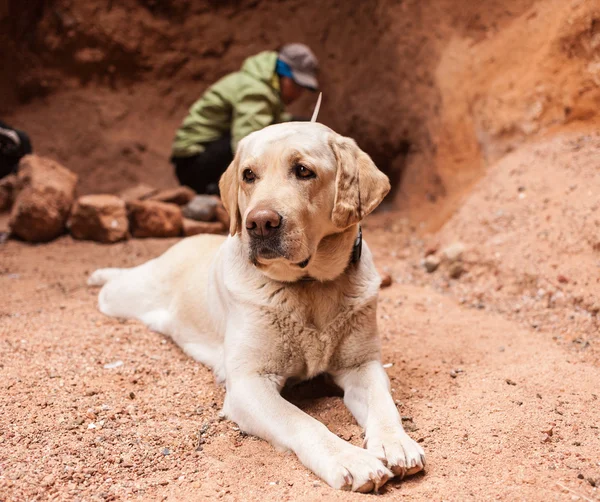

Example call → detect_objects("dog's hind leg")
94 259 171 323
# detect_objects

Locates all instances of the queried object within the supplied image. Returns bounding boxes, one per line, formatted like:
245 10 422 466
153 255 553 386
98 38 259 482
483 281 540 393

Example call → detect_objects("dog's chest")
259 286 360 379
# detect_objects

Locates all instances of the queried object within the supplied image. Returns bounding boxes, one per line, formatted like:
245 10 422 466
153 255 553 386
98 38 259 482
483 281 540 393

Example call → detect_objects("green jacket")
172 51 292 157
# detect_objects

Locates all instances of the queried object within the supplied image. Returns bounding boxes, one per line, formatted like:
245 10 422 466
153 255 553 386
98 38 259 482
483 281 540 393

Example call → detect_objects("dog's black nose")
246 208 282 238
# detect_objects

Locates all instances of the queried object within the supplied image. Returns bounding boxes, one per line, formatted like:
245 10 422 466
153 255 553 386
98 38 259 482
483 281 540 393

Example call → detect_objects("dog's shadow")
281 373 344 407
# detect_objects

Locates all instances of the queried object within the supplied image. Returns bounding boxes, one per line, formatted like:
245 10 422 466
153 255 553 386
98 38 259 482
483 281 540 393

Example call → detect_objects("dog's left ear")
219 156 242 236
329 134 391 229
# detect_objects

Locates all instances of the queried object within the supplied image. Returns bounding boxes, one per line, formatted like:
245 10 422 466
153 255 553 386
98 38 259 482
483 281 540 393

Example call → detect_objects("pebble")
506 379 517 386
424 254 441 273
449 263 465 279
41 474 55 488
380 273 392 288
103 360 123 369
162 447 171 456
442 242 465 262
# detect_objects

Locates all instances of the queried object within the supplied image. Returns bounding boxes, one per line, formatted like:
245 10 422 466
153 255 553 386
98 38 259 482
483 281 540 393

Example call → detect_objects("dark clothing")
0 120 32 179
172 134 233 195
172 116 310 195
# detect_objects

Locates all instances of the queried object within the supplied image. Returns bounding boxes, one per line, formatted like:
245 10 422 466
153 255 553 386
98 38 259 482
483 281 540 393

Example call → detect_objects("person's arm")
231 91 276 153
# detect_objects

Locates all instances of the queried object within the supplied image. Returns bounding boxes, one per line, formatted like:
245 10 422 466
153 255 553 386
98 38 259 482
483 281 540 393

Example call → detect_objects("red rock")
557 274 569 284
118 183 158 203
380 273 392 288
148 186 196 206
9 155 78 242
0 174 17 212
182 218 227 236
128 200 182 238
214 199 230 228
68 194 128 243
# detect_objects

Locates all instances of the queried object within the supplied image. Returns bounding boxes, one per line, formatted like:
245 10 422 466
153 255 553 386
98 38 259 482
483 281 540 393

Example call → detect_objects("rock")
182 195 219 222
423 254 441 273
448 262 465 279
118 183 158 203
214 200 230 228
148 186 196 206
128 200 182 238
182 218 227 236
442 242 465 262
9 155 78 242
68 195 128 243
380 273 392 288
0 174 17 211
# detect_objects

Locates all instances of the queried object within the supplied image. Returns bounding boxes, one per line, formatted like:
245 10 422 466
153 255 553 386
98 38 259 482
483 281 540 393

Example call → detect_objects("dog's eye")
294 164 315 179
242 169 256 183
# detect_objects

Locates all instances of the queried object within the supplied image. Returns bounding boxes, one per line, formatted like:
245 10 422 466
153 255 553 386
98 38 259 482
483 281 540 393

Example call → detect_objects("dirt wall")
1 0 599 225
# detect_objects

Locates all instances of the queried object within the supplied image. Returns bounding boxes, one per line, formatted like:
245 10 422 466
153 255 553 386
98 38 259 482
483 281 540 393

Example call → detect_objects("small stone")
442 242 465 262
182 218 227 237
120 457 134 468
450 370 458 378
148 186 196 206
9 155 78 242
41 474 55 488
424 254 441 273
128 200 183 238
103 360 123 369
182 195 219 222
557 274 569 284
380 273 392 288
448 262 465 279
129 392 135 400
162 447 171 456
587 477 597 487
586 301 600 315
68 194 128 243
578 473 584 479
506 378 517 385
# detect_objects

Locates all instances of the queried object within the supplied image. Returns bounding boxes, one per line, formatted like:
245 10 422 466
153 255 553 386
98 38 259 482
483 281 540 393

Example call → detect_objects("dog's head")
219 122 390 282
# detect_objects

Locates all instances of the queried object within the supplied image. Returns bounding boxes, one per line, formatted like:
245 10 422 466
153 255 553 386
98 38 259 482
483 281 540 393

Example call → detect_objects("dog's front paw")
365 430 426 478
322 445 393 492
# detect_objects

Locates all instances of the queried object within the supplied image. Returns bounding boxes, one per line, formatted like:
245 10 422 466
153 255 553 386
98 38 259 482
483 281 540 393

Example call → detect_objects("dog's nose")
246 208 282 238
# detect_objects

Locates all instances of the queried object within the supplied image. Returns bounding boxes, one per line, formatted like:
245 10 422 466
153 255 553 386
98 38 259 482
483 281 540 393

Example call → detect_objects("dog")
88 121 425 492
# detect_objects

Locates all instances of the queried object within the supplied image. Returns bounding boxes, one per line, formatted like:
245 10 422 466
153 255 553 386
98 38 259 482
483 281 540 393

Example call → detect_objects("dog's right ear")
219 156 241 236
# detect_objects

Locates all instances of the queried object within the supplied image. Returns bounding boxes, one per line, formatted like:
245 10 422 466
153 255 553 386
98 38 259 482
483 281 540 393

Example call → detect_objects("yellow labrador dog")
89 122 425 492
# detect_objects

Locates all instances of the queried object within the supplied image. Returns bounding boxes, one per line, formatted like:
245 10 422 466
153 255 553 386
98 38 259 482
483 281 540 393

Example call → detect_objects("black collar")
299 226 362 283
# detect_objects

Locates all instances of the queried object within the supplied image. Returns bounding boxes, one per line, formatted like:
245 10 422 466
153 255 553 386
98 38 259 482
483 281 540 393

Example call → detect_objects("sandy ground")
1 223 599 501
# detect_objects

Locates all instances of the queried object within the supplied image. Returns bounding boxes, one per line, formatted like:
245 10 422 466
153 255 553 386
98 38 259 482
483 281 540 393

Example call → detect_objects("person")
0 120 32 179
170 43 319 195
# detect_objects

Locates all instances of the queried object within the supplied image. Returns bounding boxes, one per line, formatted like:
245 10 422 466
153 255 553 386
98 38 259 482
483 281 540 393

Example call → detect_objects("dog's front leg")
223 373 392 492
334 360 426 478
